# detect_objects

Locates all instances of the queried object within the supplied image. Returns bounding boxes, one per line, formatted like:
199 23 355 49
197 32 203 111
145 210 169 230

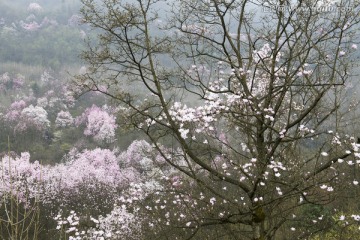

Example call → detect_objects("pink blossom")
22 21 40 31
0 146 144 205
4 100 27 122
0 152 42 202
48 148 124 189
76 105 118 143
0 73 24 90
12 74 25 88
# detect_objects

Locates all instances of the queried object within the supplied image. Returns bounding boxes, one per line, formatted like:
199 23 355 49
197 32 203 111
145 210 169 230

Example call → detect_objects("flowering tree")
56 111 74 128
27 3 43 14
75 105 118 143
0 139 167 239
3 100 27 123
17 105 50 132
0 148 125 205
3 102 50 133
77 0 360 239
0 72 24 91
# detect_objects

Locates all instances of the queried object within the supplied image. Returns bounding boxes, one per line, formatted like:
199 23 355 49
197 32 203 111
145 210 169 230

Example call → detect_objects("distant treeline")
0 0 86 69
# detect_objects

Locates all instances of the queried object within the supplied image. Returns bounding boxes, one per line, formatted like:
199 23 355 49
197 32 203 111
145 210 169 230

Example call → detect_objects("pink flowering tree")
0 72 24 91
3 100 27 123
53 140 168 239
76 105 118 143
0 152 42 204
0 140 166 239
78 0 360 239
21 21 41 31
38 147 138 214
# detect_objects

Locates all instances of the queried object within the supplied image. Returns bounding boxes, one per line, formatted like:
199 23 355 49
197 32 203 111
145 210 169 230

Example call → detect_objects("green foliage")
31 82 41 97
303 205 332 221
0 0 86 69
0 26 85 69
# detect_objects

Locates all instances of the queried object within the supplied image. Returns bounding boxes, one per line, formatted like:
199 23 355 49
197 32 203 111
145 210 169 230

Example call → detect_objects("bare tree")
77 0 360 239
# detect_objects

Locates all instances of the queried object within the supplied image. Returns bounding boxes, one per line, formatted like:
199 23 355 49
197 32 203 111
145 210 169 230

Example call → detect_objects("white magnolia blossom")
87 205 143 239
20 105 50 131
28 3 43 13
55 110 74 128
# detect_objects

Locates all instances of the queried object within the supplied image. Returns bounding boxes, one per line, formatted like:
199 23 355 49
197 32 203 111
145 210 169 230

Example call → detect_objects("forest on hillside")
1 1 360 240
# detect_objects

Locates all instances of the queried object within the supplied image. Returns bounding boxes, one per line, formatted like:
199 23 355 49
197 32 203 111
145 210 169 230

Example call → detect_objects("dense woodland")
1 0 360 240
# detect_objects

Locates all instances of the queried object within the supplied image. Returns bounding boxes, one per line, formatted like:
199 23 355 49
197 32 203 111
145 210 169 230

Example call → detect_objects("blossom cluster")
76 105 118 143
3 102 50 132
0 138 169 239
27 3 43 13
56 111 74 128
17 105 50 132
0 148 128 205
0 72 24 90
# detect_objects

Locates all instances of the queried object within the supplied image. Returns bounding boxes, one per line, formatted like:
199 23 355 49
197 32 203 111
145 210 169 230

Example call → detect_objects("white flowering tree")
77 0 360 239
3 102 51 134
27 3 43 14
55 111 74 128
